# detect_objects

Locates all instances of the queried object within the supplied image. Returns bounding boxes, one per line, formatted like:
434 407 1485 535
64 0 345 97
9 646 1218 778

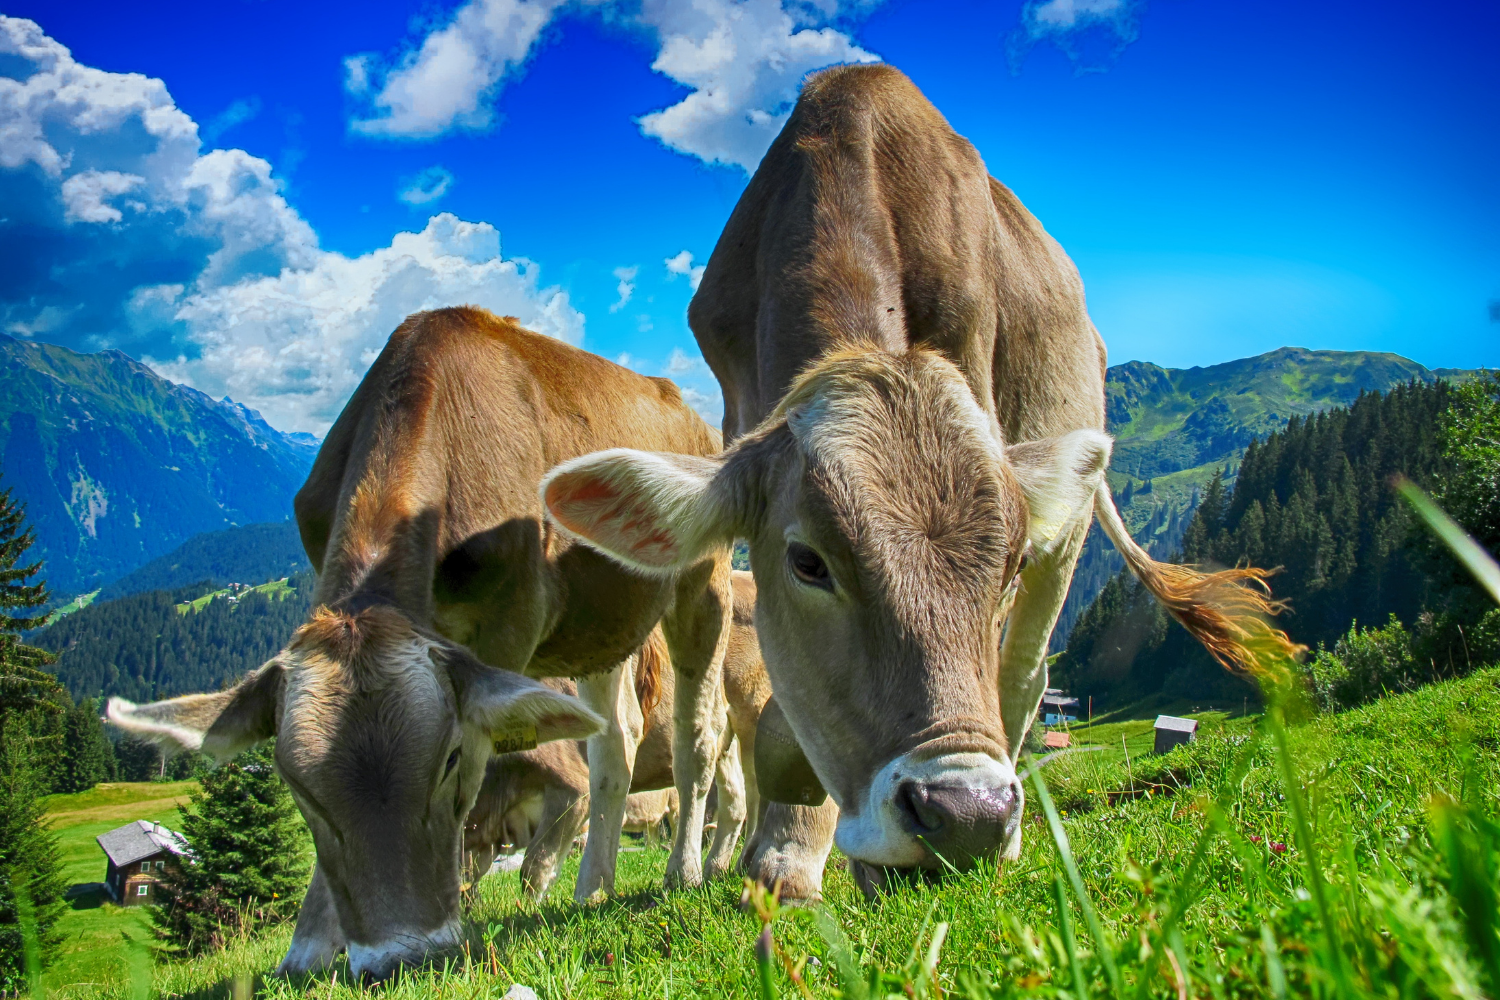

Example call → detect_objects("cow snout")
894 778 1021 868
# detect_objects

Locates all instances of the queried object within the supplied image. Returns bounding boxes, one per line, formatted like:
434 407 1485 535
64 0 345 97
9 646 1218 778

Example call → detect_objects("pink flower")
1270 841 1288 854
1248 835 1263 843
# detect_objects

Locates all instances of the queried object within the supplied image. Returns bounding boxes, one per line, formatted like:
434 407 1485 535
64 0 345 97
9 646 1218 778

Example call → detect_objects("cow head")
107 604 601 979
542 349 1106 873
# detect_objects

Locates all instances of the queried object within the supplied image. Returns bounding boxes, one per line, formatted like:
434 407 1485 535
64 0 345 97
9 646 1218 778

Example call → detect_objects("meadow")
40 663 1500 999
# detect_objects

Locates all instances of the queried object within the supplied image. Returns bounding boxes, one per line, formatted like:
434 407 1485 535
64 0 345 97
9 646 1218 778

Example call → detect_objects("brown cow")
540 66 1298 896
463 621 752 898
108 308 734 977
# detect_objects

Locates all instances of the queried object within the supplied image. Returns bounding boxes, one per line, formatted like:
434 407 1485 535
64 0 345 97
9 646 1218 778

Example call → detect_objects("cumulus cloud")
664 249 707 291
398 165 455 205
610 265 638 312
343 0 879 172
346 0 568 139
663 346 708 377
151 213 583 434
635 0 879 171
1006 0 1143 74
0 16 318 354
0 19 581 435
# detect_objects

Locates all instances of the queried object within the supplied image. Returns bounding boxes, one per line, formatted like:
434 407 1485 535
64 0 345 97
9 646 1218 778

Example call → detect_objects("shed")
1153 715 1198 755
1041 689 1080 725
1042 731 1072 751
97 820 187 905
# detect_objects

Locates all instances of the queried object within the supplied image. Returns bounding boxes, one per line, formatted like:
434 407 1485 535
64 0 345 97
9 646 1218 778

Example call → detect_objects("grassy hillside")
49 666 1500 999
40 782 197 994
98 521 310 602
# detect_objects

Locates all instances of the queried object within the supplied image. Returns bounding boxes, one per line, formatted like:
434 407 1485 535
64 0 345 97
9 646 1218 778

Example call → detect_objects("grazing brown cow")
463 622 752 898
108 308 733 978
541 66 1298 896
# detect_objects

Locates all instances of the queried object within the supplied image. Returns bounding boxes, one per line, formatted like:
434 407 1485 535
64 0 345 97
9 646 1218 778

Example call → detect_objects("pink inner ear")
546 471 680 566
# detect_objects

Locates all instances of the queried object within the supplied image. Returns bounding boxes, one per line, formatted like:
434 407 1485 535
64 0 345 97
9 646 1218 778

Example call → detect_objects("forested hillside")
98 521 310 601
35 571 315 702
1055 378 1481 706
1053 348 1475 647
0 336 317 598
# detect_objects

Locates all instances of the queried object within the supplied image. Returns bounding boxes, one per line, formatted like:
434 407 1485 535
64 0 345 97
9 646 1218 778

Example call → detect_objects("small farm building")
1153 715 1198 754
97 820 186 905
1043 731 1072 750
1042 689 1079 725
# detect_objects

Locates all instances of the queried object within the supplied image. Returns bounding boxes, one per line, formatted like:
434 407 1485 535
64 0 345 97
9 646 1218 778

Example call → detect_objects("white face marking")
833 752 1020 868
345 920 462 979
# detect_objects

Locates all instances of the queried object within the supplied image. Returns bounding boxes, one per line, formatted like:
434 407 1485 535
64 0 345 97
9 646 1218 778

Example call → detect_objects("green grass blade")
1431 797 1500 994
1026 752 1123 996
15 883 40 999
811 906 870 1000
1260 924 1288 999
1396 477 1500 605
1054 874 1089 1000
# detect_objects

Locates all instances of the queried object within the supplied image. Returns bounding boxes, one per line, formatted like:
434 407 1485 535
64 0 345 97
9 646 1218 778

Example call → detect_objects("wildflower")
1270 841 1288 854
1248 835 1263 844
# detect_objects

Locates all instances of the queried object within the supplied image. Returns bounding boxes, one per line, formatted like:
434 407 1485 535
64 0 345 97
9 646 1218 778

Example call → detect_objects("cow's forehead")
784 351 1025 587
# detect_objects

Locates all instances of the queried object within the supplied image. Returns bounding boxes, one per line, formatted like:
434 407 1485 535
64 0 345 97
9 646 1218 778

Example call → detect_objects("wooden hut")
1043 731 1072 751
1153 715 1198 754
97 820 186 905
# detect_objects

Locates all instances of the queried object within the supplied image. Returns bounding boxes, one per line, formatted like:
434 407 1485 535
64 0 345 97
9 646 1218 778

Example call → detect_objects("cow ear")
541 449 733 574
455 660 604 749
107 660 285 763
1007 429 1111 554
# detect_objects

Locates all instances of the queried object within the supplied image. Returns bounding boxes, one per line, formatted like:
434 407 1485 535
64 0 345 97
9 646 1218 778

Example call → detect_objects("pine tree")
55 699 117 793
0 480 59 715
153 741 309 952
0 716 68 991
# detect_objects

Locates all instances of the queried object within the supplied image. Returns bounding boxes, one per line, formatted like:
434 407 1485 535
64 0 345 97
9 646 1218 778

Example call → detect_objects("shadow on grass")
65 883 110 910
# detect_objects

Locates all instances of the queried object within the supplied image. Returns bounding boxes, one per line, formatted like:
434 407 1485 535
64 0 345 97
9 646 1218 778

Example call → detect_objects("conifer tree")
153 741 309 952
0 480 58 715
55 699 117 793
0 717 68 990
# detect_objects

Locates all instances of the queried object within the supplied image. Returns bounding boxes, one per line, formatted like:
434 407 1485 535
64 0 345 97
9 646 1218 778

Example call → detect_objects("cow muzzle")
835 751 1022 872
345 921 462 981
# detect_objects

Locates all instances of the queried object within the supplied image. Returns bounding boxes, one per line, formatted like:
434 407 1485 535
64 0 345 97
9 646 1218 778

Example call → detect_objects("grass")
176 579 294 615
38 666 1500 999
43 590 100 626
41 782 197 996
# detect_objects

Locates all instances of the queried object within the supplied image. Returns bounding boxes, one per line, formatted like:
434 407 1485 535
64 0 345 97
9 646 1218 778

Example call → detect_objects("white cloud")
61 170 144 223
635 0 880 171
398 165 455 205
347 0 568 139
204 96 261 142
150 213 584 435
1006 0 1142 74
664 249 707 291
610 265 638 312
664 346 708 377
342 1 879 172
680 385 722 424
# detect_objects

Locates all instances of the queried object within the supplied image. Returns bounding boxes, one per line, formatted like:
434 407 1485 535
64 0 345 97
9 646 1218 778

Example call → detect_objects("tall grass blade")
1430 797 1500 995
15 883 39 999
810 907 870 1000
755 925 778 1000
1396 477 1500 605
1053 874 1088 1000
1259 924 1288 999
1026 753 1122 996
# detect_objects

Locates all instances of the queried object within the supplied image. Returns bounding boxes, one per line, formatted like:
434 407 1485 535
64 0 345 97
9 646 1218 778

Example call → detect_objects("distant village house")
1042 688 1079 726
97 820 187 905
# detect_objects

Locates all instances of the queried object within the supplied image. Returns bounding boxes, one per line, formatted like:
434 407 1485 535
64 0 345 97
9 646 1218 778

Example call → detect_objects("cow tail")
1093 485 1306 680
635 627 669 722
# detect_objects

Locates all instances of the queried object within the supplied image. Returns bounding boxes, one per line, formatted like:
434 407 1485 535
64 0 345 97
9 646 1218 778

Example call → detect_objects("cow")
107 307 734 978
463 618 754 898
539 65 1300 898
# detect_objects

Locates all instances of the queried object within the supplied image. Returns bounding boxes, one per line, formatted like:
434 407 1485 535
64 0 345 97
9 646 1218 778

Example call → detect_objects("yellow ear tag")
493 724 538 755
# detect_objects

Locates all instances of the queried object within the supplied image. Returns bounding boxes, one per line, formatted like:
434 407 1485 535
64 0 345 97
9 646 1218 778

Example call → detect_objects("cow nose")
894 778 1020 868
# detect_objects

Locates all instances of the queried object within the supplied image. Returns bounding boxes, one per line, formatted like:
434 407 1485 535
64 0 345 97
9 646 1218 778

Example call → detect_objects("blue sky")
3 0 1496 434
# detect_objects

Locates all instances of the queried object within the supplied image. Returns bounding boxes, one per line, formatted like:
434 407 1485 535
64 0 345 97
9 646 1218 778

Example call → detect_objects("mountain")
97 521 312 602
1053 347 1478 649
0 336 318 598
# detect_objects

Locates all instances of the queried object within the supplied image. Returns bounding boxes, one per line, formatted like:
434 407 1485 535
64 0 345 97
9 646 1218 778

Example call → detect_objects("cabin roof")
1154 715 1199 734
1043 731 1072 749
97 820 187 868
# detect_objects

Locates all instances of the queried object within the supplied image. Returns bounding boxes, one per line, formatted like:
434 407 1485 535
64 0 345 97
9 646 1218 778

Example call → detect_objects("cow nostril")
896 781 946 835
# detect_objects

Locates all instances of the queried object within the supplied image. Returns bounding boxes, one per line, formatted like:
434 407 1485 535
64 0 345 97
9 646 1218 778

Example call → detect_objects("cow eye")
787 542 832 591
444 747 461 779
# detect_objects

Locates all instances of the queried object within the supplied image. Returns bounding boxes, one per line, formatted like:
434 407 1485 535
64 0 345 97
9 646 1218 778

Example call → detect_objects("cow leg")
276 864 346 974
740 800 839 902
520 784 590 899
660 556 733 889
573 662 640 903
705 736 747 879
997 516 1090 859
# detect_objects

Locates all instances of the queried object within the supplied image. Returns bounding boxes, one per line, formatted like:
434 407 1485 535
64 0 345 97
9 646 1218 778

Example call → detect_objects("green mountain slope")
0 336 318 597
1054 347 1478 649
97 521 311 601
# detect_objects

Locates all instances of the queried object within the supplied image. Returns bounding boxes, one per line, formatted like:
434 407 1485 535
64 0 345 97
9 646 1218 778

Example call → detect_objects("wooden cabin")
97 820 186 905
1153 715 1198 755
